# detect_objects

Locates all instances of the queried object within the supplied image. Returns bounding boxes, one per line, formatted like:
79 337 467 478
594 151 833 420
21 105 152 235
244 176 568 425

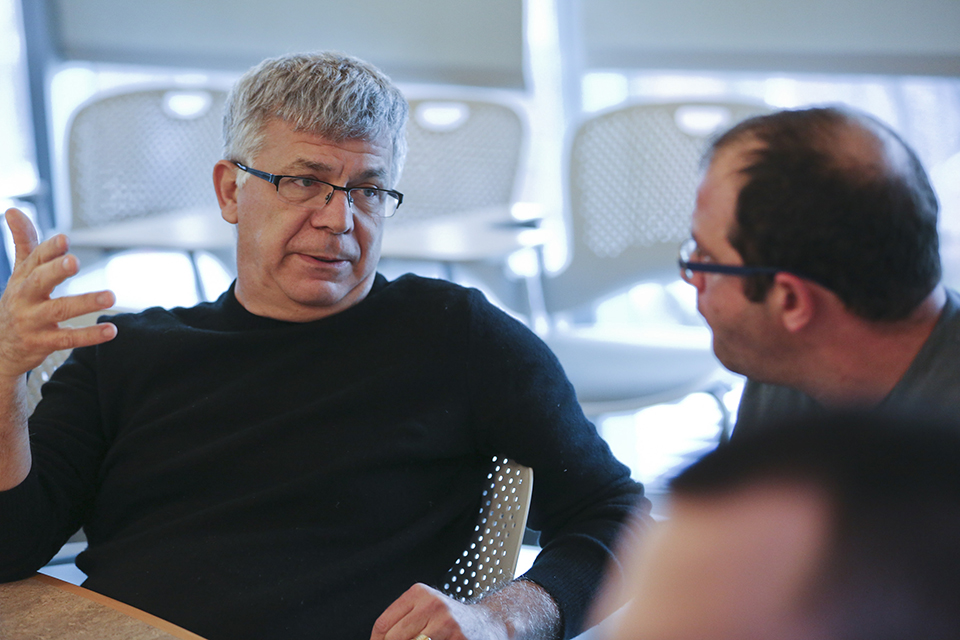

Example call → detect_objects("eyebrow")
689 232 719 260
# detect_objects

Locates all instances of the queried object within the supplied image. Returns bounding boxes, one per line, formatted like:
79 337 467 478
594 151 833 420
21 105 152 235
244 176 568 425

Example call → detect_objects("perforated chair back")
542 101 770 315
394 98 525 225
441 456 533 601
67 87 226 231
26 309 127 415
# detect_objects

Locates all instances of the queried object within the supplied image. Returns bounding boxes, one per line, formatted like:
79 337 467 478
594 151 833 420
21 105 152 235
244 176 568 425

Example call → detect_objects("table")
382 205 544 263
0 573 207 639
66 207 236 251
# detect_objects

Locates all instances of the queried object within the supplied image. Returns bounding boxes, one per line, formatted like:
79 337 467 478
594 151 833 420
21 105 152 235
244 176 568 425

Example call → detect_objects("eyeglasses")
678 237 781 285
233 162 403 218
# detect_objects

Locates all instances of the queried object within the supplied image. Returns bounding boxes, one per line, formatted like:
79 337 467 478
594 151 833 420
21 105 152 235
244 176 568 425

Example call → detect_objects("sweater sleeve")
0 345 107 581
462 290 649 638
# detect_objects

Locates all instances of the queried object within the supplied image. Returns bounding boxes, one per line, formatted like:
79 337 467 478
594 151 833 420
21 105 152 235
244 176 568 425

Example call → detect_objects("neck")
793 286 946 408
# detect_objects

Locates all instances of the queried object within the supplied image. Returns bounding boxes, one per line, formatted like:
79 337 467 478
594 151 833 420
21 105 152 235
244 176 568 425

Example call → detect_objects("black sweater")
0 274 645 640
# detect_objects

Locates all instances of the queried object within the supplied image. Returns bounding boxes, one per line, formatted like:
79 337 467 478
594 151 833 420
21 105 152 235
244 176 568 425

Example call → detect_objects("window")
0 0 37 282
0 0 36 201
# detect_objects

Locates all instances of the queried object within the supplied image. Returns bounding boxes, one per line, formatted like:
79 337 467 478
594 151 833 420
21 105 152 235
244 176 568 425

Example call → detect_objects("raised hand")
0 208 117 380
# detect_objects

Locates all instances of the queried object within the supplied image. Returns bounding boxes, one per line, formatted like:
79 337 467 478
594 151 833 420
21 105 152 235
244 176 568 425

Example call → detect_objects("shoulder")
370 272 548 353
371 273 482 304
368 273 512 323
733 379 820 437
107 301 221 334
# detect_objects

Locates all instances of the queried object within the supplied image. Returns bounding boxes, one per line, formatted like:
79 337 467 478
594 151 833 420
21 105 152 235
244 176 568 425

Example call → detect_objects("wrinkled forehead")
260 117 396 178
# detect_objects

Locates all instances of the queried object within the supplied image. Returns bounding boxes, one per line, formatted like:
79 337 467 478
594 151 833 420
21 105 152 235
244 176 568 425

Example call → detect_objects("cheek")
358 220 384 257
697 278 742 320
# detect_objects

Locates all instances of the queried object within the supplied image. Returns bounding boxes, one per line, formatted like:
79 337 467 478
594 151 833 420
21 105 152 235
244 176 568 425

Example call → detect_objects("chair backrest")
542 100 771 316
26 309 127 415
66 87 227 231
441 456 533 601
394 98 526 225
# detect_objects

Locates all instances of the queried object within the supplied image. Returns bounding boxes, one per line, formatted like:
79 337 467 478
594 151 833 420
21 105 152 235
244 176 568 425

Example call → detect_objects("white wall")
50 0 526 87
581 0 960 75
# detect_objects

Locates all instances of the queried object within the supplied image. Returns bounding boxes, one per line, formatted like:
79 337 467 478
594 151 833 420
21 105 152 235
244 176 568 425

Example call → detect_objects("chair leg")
704 386 732 445
188 250 206 302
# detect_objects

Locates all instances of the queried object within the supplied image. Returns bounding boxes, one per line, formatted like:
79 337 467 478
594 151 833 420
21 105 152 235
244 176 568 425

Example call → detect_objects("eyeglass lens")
679 238 697 283
276 177 400 217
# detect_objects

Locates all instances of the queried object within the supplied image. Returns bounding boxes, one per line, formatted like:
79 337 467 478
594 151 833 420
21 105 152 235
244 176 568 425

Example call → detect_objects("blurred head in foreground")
601 412 960 640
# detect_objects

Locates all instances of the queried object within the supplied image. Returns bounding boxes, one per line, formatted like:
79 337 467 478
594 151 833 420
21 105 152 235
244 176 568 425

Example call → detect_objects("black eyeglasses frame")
232 161 403 217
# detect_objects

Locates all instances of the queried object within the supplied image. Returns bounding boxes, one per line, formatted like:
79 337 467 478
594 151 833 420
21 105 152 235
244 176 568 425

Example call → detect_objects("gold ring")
412 635 431 640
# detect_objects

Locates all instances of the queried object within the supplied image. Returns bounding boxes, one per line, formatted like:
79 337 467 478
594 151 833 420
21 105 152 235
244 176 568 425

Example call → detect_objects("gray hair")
223 51 409 186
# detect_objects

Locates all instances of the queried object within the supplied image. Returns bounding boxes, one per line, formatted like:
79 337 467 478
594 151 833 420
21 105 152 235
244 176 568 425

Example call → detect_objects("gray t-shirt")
734 288 960 436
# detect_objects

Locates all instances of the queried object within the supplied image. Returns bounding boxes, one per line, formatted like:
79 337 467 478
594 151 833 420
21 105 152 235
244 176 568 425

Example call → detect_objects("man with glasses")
677 106 960 435
0 52 644 640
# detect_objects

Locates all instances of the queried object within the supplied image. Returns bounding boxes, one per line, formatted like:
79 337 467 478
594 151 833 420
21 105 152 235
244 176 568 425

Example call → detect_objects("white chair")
441 456 533 600
381 96 529 282
541 101 771 316
525 101 771 427
395 97 526 224
62 86 233 302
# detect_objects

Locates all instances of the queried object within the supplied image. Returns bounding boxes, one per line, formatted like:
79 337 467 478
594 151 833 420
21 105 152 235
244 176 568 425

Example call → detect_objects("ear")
768 272 817 333
213 160 240 224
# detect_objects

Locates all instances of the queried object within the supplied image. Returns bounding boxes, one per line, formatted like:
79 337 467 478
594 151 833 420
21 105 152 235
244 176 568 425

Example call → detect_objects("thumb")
4 208 40 267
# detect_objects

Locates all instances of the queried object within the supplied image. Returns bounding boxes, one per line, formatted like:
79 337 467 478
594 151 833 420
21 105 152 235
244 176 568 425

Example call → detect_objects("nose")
307 189 353 234
680 267 707 293
688 270 707 293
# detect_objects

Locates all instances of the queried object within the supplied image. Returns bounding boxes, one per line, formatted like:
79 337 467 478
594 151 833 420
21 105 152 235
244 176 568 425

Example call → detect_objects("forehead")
256 119 394 177
692 143 755 250
611 482 829 640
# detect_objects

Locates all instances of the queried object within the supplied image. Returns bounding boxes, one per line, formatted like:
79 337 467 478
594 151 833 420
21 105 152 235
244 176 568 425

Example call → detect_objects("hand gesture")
0 208 117 380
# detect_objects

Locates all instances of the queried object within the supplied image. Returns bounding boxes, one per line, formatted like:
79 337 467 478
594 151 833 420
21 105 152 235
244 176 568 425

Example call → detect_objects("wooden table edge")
29 573 208 639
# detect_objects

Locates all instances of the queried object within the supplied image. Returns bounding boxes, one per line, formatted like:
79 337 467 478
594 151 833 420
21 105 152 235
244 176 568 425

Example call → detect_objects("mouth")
297 253 353 267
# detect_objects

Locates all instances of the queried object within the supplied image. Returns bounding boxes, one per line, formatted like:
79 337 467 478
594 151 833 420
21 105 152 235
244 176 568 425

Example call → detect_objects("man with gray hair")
0 52 644 640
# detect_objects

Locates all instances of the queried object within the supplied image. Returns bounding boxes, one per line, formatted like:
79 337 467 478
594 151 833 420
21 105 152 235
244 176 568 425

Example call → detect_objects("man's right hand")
0 208 118 380
0 208 118 489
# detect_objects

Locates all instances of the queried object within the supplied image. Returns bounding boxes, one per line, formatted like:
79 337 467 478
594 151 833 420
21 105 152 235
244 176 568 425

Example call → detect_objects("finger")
372 585 456 640
15 252 82 303
5 208 41 267
371 596 417 640
52 321 118 352
46 290 117 325
17 322 117 372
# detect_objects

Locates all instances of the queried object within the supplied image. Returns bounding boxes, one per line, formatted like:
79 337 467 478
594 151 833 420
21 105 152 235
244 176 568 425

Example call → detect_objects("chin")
711 340 750 378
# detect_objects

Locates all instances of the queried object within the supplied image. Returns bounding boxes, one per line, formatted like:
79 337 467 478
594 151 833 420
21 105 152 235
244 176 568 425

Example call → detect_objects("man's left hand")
370 580 560 640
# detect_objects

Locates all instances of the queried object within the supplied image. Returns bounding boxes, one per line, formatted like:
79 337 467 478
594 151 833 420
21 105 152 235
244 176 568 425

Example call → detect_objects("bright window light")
600 387 738 491
162 90 213 119
60 250 232 311
414 102 470 131
0 0 38 201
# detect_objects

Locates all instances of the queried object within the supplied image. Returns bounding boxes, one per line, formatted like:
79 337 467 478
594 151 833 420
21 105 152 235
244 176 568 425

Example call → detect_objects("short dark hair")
708 106 941 321
671 412 960 639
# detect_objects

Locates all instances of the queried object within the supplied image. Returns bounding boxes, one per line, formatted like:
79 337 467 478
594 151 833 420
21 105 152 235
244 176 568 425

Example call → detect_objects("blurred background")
2 0 959 525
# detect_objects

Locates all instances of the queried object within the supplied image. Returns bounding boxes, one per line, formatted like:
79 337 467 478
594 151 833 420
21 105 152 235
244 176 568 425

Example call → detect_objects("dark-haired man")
600 412 960 640
678 106 960 433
